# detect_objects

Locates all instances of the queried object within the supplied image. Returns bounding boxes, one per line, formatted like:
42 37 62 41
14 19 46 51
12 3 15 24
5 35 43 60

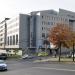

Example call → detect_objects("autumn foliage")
48 23 75 48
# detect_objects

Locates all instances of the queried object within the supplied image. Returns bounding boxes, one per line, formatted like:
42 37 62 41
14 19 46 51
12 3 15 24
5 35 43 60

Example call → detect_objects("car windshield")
0 60 4 64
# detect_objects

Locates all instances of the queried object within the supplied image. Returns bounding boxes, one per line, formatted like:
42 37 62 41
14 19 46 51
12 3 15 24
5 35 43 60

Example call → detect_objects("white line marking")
32 67 75 72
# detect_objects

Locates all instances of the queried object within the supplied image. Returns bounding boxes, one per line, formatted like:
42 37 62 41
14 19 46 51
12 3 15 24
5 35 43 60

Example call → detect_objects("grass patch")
7 54 21 59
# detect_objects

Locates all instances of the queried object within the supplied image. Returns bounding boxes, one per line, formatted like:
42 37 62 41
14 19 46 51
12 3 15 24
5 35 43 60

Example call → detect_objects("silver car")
0 60 7 71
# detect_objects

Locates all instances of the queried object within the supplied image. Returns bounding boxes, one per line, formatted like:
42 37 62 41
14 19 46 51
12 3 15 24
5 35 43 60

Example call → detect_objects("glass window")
42 33 45 38
48 22 50 25
42 27 43 30
7 37 9 45
10 36 12 45
16 34 18 45
42 16 43 19
51 22 53 25
13 35 15 45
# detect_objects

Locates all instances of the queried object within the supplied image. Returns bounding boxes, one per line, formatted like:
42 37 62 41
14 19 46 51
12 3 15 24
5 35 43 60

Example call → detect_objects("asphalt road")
0 59 75 75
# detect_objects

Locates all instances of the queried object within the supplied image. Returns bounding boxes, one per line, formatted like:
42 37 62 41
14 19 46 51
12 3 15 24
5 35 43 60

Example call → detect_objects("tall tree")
48 23 75 62
48 23 75 48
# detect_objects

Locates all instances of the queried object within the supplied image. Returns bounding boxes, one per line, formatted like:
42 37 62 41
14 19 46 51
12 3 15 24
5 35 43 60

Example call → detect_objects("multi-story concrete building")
0 9 75 52
5 14 30 50
30 9 75 49
0 18 10 49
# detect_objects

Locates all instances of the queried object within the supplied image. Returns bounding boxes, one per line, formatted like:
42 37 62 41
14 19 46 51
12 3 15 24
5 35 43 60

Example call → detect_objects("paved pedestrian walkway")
34 56 75 64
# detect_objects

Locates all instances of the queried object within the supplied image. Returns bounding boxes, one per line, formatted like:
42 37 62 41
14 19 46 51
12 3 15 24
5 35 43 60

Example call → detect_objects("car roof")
0 60 4 62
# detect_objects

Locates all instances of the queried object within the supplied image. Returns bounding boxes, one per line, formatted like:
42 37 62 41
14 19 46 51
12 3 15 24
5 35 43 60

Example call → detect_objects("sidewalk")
34 56 75 64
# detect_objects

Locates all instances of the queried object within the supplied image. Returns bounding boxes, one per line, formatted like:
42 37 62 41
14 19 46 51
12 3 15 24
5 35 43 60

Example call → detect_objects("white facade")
0 21 5 48
0 18 9 48
5 14 30 49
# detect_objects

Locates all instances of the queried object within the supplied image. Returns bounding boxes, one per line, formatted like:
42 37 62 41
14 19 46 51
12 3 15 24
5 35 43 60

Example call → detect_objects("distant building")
0 9 75 52
30 9 75 48
0 18 9 49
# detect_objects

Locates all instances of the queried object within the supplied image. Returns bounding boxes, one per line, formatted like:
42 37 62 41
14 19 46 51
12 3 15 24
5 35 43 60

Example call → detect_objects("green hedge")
7 54 21 59
38 52 48 56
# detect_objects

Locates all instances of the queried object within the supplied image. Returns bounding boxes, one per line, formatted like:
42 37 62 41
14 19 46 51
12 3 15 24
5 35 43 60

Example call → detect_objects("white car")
22 54 34 59
0 60 7 71
22 54 29 59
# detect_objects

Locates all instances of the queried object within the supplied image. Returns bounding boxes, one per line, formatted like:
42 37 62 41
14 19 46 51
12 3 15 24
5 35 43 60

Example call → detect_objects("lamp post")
59 41 61 62
73 40 74 62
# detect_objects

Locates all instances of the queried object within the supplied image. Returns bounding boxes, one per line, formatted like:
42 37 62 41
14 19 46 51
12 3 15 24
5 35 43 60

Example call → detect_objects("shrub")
38 52 48 56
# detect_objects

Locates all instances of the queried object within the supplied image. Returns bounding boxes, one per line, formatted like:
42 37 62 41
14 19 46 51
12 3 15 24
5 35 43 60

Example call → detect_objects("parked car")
0 60 7 71
0 53 7 60
22 54 34 59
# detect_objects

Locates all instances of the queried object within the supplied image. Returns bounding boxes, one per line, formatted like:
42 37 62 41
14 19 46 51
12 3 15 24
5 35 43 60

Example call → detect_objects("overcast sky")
0 0 75 20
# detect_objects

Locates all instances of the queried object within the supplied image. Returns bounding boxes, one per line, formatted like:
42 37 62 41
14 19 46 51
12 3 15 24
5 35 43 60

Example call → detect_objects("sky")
0 0 75 21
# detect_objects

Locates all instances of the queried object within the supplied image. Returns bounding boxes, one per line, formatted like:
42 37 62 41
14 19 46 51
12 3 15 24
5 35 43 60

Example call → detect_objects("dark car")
0 53 7 60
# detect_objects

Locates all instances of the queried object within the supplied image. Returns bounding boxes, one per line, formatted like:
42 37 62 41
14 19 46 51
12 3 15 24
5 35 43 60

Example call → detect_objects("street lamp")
59 41 61 62
72 40 74 62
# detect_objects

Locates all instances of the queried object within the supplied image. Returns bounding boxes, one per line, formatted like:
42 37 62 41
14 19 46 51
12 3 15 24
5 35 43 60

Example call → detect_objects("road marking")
32 67 75 72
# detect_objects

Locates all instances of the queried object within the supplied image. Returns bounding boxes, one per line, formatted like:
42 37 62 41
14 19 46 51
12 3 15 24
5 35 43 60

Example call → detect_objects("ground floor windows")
7 34 18 45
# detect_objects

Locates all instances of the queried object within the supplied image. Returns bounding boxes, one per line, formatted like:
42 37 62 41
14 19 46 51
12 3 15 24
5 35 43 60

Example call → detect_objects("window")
48 22 50 25
51 22 53 25
10 36 12 45
54 17 55 20
13 35 15 45
65 19 68 22
61 18 62 21
16 34 18 45
44 21 45 25
0 38 3 41
0 30 3 33
0 34 3 36
42 27 43 30
7 37 9 45
42 33 45 38
52 17 53 20
42 16 43 19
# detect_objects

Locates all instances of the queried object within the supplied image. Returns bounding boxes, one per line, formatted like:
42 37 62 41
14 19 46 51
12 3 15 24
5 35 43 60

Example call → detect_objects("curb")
33 59 75 65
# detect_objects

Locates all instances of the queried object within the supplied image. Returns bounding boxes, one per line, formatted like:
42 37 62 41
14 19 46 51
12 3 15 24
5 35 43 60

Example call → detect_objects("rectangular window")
16 34 18 45
10 36 12 45
48 22 50 25
7 37 9 45
42 33 45 38
42 27 43 30
51 22 53 25
42 21 43 25
13 35 15 45
42 16 43 19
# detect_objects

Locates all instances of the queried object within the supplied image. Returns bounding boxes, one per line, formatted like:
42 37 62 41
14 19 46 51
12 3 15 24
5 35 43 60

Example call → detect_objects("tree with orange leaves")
48 23 75 61
48 23 75 48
